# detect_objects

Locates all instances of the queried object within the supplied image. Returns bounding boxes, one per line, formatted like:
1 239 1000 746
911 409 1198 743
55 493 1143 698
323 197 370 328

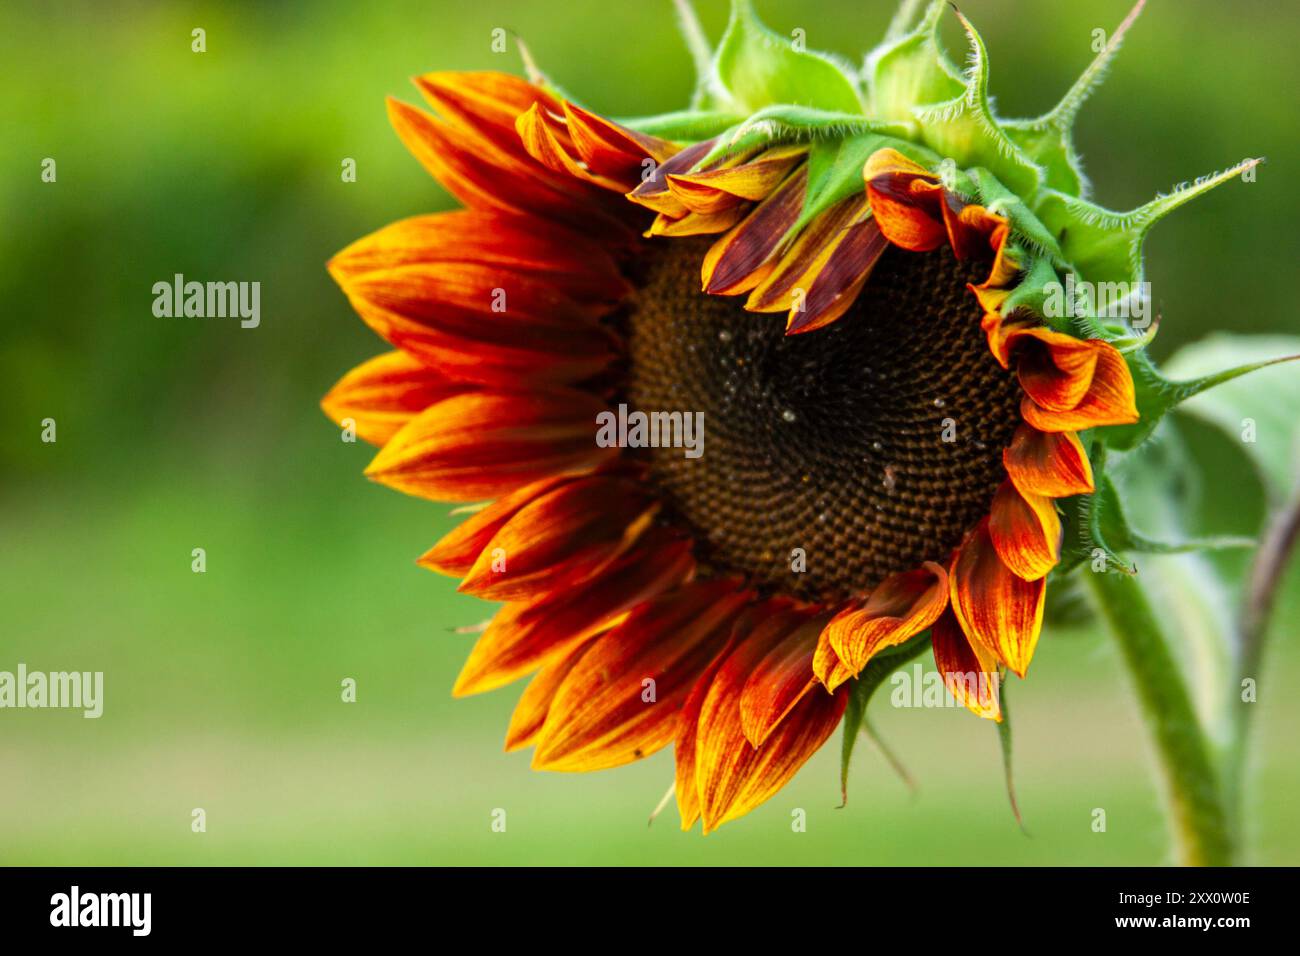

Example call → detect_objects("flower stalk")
1085 569 1233 866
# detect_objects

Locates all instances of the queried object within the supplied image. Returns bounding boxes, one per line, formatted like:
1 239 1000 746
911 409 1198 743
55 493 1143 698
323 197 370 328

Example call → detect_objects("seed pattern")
624 237 1023 602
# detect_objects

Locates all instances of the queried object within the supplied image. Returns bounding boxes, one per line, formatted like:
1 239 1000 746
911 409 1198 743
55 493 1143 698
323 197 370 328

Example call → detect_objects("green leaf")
839 633 929 806
1162 334 1300 504
714 0 864 115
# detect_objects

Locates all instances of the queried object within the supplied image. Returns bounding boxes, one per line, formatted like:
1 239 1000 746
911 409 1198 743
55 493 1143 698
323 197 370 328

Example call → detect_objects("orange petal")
949 519 1046 678
386 96 631 239
505 639 596 752
988 479 1062 581
531 579 751 772
674 633 738 830
564 101 678 176
701 166 807 296
365 390 617 502
931 610 1001 721
321 350 461 446
454 530 695 696
328 209 630 307
418 474 576 577
739 612 827 746
1013 328 1101 412
459 476 658 601
516 101 632 193
1020 340 1140 432
414 71 562 159
695 611 847 832
336 261 618 387
823 561 949 677
1002 424 1094 498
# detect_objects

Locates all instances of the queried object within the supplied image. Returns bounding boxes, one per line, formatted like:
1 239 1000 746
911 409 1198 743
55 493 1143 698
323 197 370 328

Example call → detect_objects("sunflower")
323 0 1258 833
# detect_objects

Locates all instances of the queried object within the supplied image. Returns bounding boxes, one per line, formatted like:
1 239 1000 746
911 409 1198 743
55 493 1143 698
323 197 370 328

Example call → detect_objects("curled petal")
531 580 751 772
1013 328 1101 412
949 520 1046 678
812 625 855 693
988 480 1062 581
459 476 658 601
454 530 695 696
321 350 461 446
863 148 945 251
365 390 617 502
1002 424 1094 498
931 610 1001 721
823 562 949 677
414 71 563 157
1020 340 1140 432
627 139 715 217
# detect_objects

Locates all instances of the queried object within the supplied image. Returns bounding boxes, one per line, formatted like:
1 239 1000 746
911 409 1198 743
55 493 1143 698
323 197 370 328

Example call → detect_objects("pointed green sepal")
1103 345 1299 451
619 109 744 142
909 9 1042 198
1002 0 1147 197
969 168 1061 257
1035 158 1263 288
839 632 929 807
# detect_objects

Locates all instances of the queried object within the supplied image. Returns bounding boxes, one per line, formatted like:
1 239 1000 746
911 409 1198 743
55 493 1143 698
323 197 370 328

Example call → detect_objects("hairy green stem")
1084 570 1233 866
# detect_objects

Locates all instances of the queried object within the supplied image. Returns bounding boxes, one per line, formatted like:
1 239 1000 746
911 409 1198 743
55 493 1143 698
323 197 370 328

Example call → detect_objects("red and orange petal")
328 209 630 307
684 605 847 832
454 529 695 697
365 390 617 502
987 480 1062 581
950 519 1046 678
531 579 752 772
821 562 949 683
458 475 660 601
1002 424 1094 499
931 610 1001 721
1020 338 1140 432
321 350 461 446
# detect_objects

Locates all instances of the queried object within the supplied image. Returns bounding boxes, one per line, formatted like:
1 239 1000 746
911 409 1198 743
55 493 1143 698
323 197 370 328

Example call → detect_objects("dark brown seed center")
623 236 1023 603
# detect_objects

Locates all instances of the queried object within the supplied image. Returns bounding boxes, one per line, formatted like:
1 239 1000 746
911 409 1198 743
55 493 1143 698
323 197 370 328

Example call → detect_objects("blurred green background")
2 0 1297 865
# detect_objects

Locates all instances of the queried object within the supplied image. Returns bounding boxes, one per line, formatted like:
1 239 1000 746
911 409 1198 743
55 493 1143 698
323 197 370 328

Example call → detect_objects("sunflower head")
322 0 1262 832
